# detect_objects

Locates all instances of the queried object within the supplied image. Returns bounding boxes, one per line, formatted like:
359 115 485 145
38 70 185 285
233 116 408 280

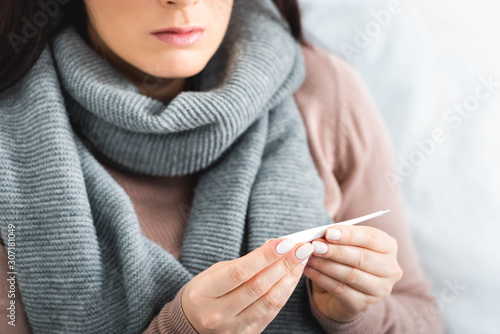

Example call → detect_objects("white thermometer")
276 209 390 244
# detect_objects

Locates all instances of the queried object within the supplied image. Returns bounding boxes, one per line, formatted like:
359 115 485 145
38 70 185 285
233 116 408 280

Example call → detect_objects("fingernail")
295 243 314 260
312 241 328 254
326 229 341 241
276 239 295 254
264 238 275 245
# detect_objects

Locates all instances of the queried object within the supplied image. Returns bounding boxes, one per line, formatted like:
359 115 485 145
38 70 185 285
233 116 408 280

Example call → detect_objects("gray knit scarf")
0 1 334 333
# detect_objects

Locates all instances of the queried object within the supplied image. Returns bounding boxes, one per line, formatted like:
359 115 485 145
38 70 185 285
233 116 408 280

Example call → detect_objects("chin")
159 66 204 79
140 54 210 79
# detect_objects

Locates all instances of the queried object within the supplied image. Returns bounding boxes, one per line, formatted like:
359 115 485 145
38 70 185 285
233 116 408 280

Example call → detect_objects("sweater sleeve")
142 284 199 334
0 236 33 334
305 54 445 333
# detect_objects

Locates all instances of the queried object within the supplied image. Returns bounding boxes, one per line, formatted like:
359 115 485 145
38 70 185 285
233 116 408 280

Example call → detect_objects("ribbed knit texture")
101 164 197 260
0 0 334 333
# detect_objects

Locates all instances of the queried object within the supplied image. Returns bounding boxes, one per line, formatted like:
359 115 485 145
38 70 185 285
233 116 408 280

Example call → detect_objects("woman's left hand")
303 225 403 323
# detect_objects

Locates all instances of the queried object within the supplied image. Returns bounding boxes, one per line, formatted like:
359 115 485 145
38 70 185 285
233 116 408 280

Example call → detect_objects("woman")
0 0 445 333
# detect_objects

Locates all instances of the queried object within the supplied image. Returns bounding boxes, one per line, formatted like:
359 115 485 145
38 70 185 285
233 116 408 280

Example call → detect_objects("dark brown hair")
0 0 308 93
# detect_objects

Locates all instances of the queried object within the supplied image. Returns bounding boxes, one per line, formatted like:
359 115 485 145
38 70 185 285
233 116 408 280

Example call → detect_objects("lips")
152 26 205 46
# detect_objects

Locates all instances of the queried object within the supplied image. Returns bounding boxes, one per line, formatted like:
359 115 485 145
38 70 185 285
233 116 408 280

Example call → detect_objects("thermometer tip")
382 209 391 214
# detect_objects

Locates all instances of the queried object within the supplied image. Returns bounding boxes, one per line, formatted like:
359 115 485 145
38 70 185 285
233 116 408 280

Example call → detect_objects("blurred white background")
298 0 500 332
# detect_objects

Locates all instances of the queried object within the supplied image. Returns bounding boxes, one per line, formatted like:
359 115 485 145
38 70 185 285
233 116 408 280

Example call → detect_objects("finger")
306 256 388 296
220 242 314 316
236 256 307 330
324 225 397 254
303 265 377 310
311 241 392 277
204 238 299 297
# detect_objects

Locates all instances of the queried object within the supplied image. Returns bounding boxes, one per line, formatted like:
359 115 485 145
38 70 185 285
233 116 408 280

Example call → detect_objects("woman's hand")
182 238 315 334
303 225 403 323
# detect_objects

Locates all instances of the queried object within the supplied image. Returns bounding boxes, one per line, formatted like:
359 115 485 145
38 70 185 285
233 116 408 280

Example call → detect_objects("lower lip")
153 30 204 46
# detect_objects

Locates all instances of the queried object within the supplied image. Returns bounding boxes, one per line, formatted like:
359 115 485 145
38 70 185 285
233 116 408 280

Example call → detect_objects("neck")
85 22 186 102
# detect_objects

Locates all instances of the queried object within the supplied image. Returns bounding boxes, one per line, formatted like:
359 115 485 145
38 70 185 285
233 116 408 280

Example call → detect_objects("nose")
162 0 199 8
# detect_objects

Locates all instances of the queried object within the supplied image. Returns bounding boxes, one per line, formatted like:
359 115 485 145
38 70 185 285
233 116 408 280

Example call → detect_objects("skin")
83 0 233 101
305 225 403 322
82 0 403 330
182 239 314 333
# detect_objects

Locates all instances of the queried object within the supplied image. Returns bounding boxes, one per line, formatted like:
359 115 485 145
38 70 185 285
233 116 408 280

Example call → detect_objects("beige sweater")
0 45 445 333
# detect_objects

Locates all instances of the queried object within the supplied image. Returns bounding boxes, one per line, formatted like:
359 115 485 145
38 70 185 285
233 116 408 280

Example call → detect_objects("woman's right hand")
181 238 315 334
